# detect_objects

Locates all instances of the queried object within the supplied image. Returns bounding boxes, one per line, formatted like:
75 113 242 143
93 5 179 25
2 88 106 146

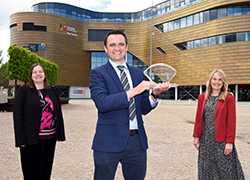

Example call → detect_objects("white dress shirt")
109 59 158 130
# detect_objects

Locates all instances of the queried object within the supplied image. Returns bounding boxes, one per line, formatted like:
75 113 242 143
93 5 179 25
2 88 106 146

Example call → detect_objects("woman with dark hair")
193 69 245 179
13 63 66 180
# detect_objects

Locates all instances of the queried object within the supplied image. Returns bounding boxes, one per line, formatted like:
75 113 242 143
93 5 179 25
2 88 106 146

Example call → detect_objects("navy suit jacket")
89 61 156 152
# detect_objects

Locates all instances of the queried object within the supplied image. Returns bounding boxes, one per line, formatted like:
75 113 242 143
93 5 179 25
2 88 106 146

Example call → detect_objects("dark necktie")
117 66 136 121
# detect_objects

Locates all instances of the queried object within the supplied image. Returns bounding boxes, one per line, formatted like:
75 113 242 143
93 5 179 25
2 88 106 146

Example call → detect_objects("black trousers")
20 138 56 180
0 103 7 111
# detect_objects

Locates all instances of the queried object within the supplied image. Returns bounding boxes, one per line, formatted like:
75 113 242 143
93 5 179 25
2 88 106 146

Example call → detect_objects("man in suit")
89 29 171 180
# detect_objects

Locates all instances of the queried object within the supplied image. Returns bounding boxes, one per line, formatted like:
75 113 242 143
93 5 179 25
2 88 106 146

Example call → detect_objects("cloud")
0 28 10 63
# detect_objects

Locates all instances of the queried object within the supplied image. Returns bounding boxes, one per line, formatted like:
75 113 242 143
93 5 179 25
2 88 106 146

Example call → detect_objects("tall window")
194 13 200 25
180 17 187 28
210 9 217 20
187 15 193 27
203 10 210 22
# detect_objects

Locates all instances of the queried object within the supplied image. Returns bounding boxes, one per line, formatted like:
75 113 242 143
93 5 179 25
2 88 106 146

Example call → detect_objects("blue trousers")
94 134 147 180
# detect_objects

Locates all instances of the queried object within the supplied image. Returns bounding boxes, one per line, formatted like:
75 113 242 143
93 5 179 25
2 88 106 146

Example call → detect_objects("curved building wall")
10 0 250 90
151 0 250 86
10 12 90 86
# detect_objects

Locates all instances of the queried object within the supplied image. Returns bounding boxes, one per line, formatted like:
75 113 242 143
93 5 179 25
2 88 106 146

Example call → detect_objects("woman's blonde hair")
205 69 229 100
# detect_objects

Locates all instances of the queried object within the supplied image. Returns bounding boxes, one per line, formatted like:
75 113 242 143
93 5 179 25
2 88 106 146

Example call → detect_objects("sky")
0 0 164 64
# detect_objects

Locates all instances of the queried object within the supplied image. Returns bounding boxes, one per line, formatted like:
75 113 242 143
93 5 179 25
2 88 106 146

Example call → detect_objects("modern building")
10 0 250 101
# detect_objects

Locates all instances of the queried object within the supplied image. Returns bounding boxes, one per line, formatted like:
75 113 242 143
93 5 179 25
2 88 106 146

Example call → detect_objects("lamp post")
150 0 156 66
41 43 47 59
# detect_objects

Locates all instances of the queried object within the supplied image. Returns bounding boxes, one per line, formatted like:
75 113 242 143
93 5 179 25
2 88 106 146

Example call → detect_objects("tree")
0 62 8 87
7 44 58 97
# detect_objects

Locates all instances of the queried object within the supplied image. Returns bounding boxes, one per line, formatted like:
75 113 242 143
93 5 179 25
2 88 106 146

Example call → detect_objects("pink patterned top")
37 89 56 138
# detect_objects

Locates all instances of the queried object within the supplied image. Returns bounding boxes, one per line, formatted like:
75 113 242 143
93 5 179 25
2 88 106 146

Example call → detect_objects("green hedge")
7 44 58 85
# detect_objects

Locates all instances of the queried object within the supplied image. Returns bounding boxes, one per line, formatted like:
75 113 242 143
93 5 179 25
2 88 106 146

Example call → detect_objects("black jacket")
13 85 66 147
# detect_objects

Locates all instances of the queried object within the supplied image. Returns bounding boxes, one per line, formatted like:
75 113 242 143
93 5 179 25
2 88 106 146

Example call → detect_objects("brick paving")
0 100 249 180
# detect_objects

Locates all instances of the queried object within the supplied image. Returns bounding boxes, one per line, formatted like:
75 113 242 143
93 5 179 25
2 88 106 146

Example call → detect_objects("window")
38 3 46 11
174 19 180 30
194 13 200 25
180 17 187 28
155 23 164 32
127 53 133 65
187 15 193 27
210 9 217 20
203 10 210 22
78 14 81 19
199 12 204 23
33 5 38 12
217 35 225 44
218 8 227 18
234 6 242 16
208 37 216 45
88 29 113 41
163 23 168 32
55 8 60 14
61 9 66 15
242 5 250 15
174 42 187 50
228 7 234 16
96 52 102 63
169 21 174 31
237 32 247 41
194 39 201 48
201 38 208 47
10 23 17 28
91 52 148 70
23 23 47 31
156 47 166 54
72 11 77 19
174 32 250 50
187 41 194 49
226 33 236 42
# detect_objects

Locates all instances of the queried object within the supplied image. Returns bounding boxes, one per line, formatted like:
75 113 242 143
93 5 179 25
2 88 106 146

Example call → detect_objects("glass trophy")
144 63 177 84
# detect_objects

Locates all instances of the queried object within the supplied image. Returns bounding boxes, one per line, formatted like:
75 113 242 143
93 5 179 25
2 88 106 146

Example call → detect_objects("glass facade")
156 5 250 33
175 31 250 50
32 0 203 23
91 52 148 71
238 85 250 101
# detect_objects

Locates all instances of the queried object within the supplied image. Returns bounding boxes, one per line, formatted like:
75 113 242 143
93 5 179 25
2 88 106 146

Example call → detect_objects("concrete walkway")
1 100 249 179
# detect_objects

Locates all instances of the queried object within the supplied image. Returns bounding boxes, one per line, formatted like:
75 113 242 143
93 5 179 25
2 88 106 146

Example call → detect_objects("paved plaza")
0 99 249 180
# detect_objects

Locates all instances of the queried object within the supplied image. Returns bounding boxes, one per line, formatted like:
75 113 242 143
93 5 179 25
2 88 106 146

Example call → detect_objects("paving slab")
0 100 249 180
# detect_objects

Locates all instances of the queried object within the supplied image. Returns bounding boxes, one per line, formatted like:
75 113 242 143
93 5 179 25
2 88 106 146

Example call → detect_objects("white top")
0 90 8 104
